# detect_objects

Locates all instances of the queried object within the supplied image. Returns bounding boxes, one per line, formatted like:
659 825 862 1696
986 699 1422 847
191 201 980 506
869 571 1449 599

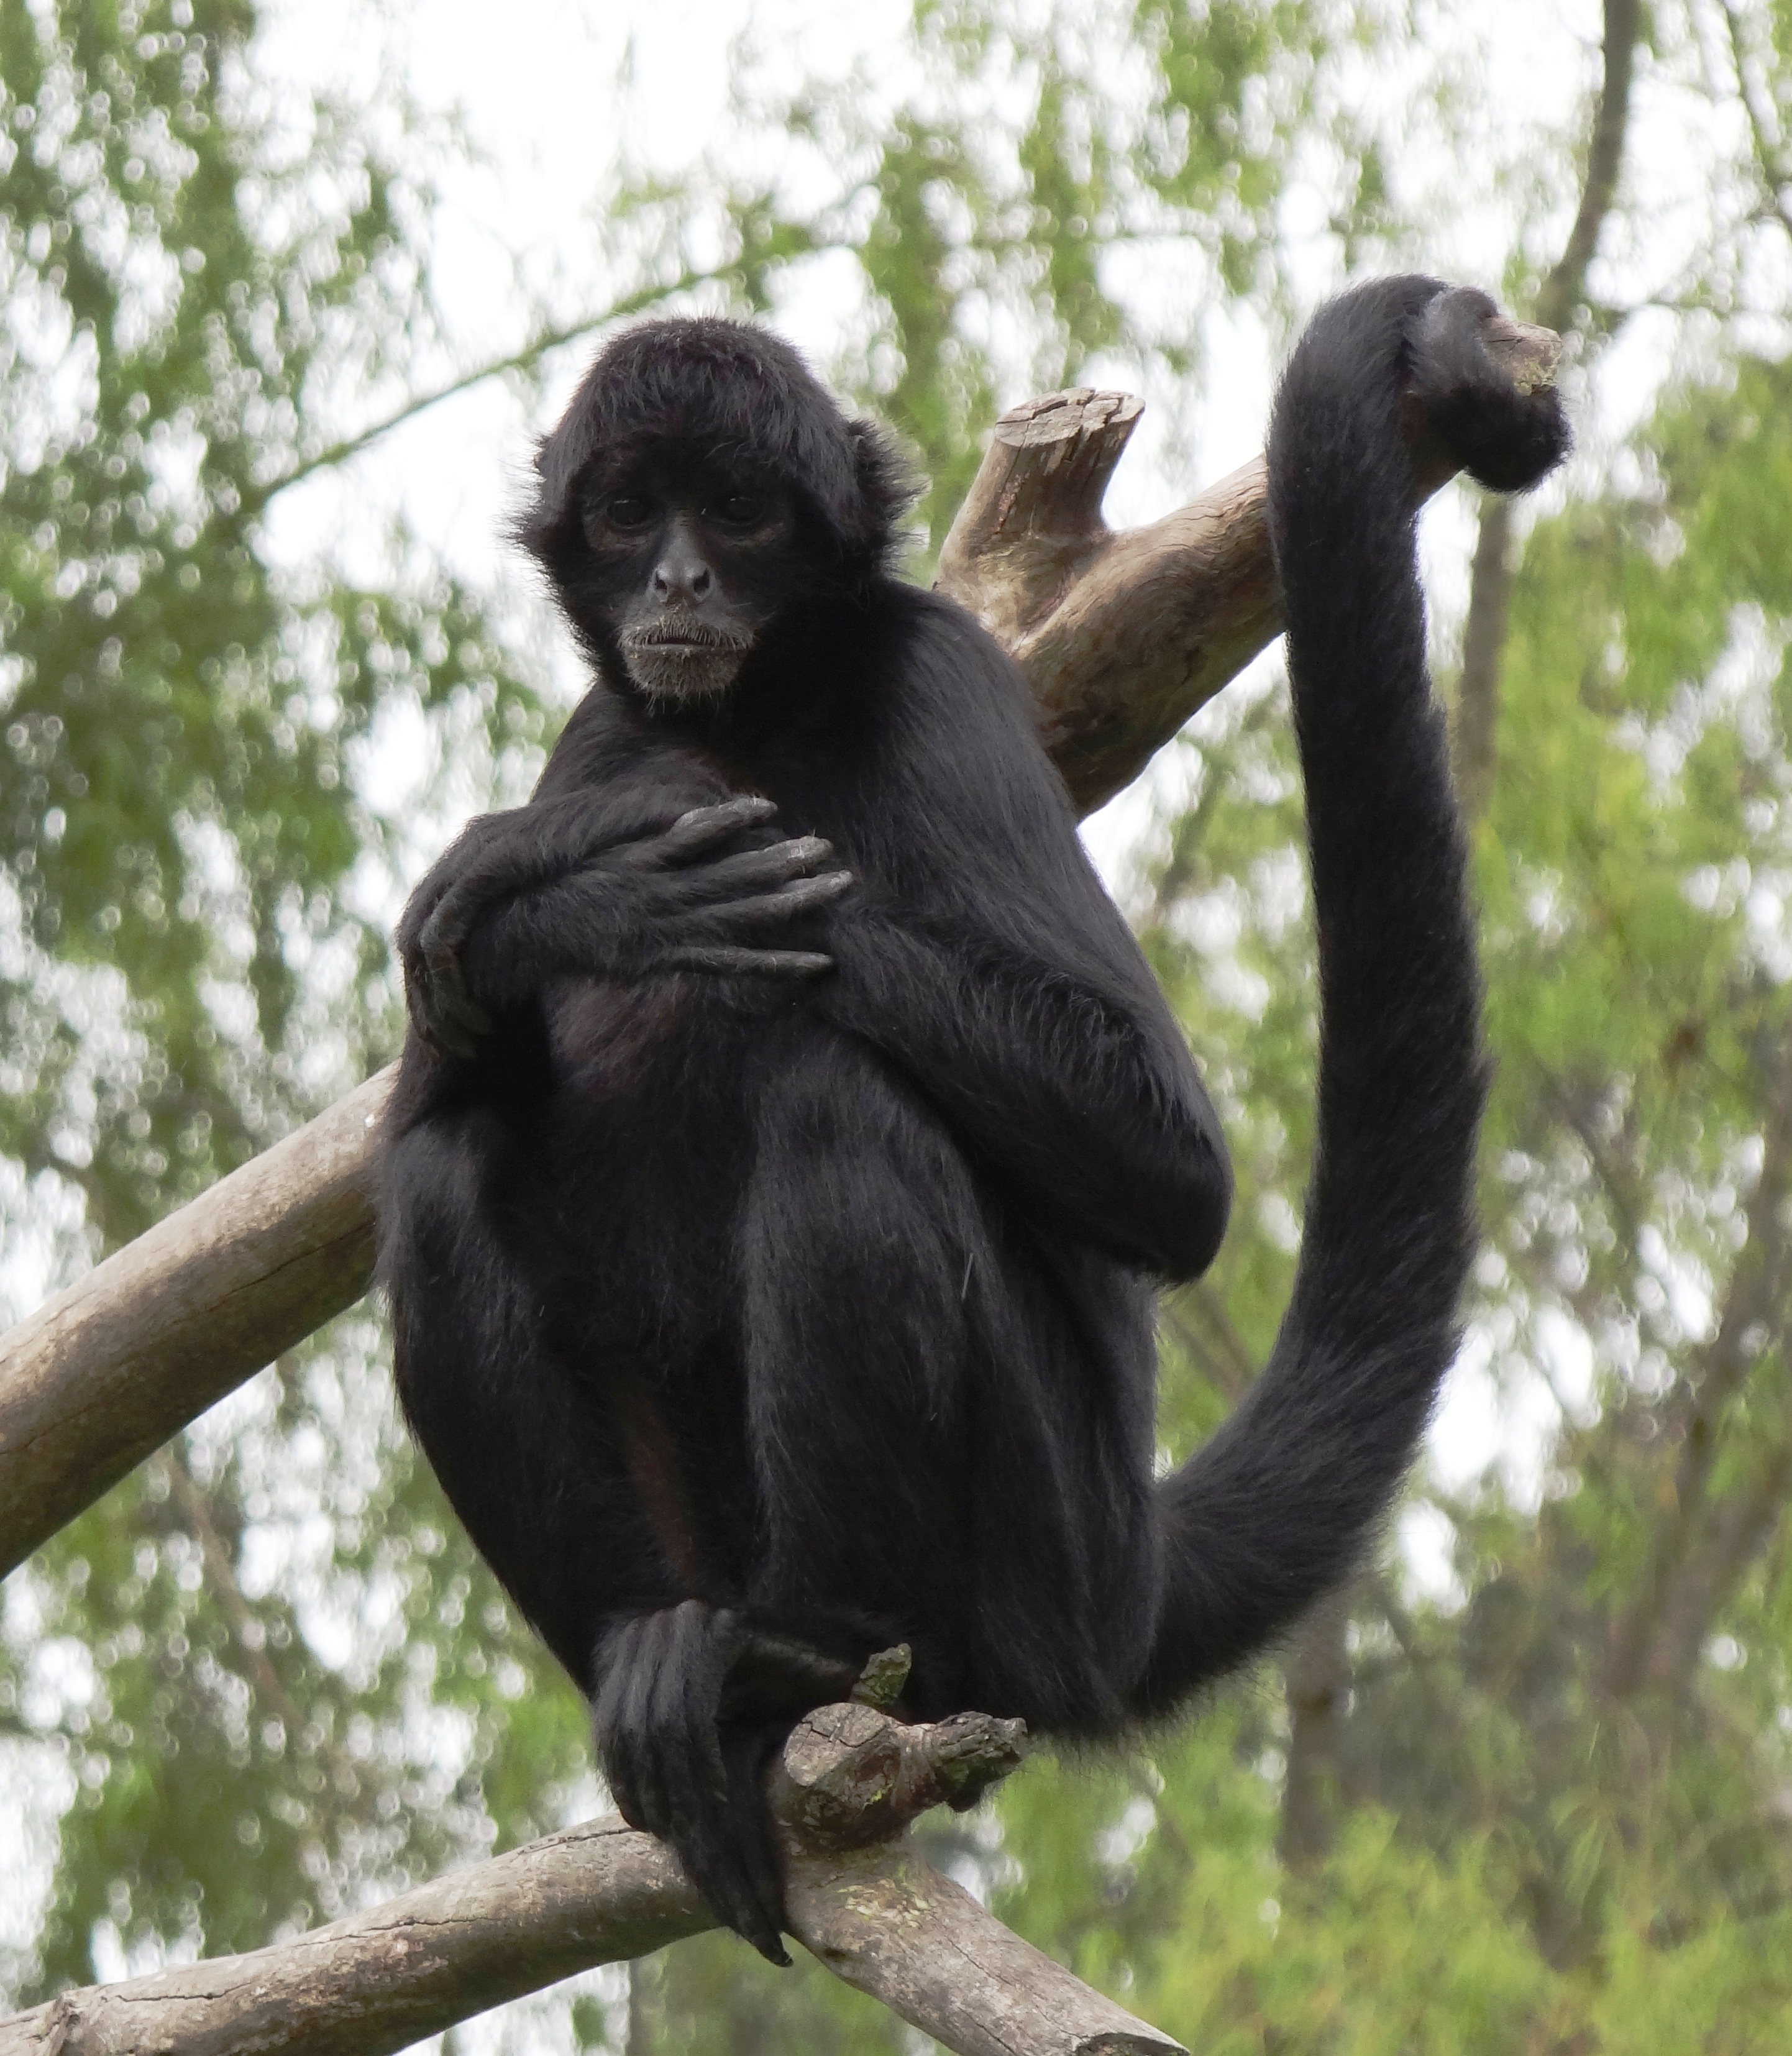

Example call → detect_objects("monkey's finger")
418 1013 480 1062
680 1811 790 1968
426 987 493 1051
734 1873 793 1968
656 797 780 864
608 1619 677 1839
403 964 439 1048
419 870 513 970
682 836 841 898
405 961 480 1061
723 1734 794 1966
593 1640 650 1832
697 873 856 933
690 1837 791 1967
422 953 493 1046
687 1681 734 1810
666 1605 733 1806
649 1604 727 1831
657 946 834 979
657 1741 725 1855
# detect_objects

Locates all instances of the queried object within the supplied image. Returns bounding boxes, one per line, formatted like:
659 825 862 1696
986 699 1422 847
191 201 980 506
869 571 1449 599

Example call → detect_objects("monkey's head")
519 318 915 706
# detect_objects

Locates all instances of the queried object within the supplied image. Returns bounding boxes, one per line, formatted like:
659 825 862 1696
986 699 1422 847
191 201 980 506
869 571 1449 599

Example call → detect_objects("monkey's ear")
516 390 607 562
844 417 921 564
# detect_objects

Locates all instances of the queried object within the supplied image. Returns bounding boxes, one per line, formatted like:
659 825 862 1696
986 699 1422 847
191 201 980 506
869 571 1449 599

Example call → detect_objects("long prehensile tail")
1135 279 1570 1715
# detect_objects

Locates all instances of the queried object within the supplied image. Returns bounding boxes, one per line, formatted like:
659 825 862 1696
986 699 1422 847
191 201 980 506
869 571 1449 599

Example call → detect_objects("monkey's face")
569 452 800 705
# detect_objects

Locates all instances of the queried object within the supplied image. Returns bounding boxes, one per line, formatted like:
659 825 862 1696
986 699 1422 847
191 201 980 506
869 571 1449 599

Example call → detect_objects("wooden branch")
0 1069 395 1578
936 316 1558 816
0 314 1563 1578
936 395 1278 816
0 1700 1185 2056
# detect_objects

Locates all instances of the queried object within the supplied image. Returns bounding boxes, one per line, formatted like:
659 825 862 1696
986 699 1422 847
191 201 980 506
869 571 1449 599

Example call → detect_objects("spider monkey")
378 280 1568 1962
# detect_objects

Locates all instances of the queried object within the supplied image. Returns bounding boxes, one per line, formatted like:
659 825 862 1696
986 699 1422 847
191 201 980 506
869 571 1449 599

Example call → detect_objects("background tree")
5 0 1792 2050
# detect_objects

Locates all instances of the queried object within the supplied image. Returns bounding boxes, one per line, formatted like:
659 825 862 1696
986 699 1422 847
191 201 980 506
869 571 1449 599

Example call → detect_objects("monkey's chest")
511 975 785 1326
544 975 697 1094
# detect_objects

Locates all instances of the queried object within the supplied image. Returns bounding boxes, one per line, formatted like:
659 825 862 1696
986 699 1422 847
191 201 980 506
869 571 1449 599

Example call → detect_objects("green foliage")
9 0 1792 2048
694 0 1386 552
0 0 552 1246
0 0 577 2000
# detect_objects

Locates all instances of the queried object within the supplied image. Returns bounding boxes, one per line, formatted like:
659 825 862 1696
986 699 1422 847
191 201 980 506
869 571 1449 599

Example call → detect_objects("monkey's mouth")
619 619 755 703
624 619 753 652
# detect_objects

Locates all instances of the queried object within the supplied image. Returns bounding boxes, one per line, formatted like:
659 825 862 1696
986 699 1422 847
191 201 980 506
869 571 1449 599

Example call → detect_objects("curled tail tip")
1410 284 1572 496
1269 275 1573 502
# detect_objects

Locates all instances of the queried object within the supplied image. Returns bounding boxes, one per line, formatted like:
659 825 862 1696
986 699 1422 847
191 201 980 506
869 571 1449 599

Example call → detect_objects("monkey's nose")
652 552 713 601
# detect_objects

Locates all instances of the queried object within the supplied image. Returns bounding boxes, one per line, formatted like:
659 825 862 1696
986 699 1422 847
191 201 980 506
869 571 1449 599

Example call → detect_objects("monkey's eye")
712 493 767 528
603 495 654 530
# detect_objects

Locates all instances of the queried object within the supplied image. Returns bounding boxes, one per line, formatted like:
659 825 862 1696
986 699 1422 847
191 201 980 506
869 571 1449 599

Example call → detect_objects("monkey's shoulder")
533 686 734 815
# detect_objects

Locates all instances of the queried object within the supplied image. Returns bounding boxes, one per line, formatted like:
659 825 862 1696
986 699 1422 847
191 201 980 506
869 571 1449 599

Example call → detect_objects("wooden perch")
0 1697 1185 2056
0 1069 395 1580
0 326 1564 1578
937 403 1279 816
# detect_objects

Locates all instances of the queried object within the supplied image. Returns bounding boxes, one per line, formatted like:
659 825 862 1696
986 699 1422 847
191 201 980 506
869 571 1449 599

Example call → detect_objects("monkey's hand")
398 795 854 1058
593 1601 861 1966
1404 285 1570 498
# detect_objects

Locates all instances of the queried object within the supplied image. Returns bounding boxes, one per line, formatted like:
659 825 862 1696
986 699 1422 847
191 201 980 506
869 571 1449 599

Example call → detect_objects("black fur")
378 288 1567 1958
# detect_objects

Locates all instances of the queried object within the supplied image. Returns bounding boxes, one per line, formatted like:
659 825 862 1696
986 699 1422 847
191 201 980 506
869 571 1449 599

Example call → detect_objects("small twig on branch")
1604 1025 1792 1702
0 1697 1185 2056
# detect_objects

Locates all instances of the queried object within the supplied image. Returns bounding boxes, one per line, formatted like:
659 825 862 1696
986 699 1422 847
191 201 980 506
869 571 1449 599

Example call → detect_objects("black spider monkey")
379 280 1568 1962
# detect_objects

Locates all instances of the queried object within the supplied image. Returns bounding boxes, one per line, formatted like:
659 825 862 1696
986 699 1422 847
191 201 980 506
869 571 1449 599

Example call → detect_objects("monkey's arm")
398 790 848 1058
815 598 1232 1279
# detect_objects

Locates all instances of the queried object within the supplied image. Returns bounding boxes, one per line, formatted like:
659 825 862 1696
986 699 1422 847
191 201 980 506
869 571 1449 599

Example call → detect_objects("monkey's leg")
386 1118 858 1963
381 1116 678 1678
739 1050 978 1686
385 1122 797 1957
739 1046 1161 1734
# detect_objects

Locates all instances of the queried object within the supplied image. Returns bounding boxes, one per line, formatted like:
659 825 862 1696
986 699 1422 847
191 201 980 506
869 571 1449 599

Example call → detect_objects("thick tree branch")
0 1070 392 1579
939 316 1556 816
0 1701 1184 2056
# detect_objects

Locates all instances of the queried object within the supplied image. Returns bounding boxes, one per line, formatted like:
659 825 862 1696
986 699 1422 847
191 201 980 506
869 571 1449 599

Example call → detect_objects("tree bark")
0 1700 1185 2056
1278 1591 1352 1869
0 1069 393 1578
